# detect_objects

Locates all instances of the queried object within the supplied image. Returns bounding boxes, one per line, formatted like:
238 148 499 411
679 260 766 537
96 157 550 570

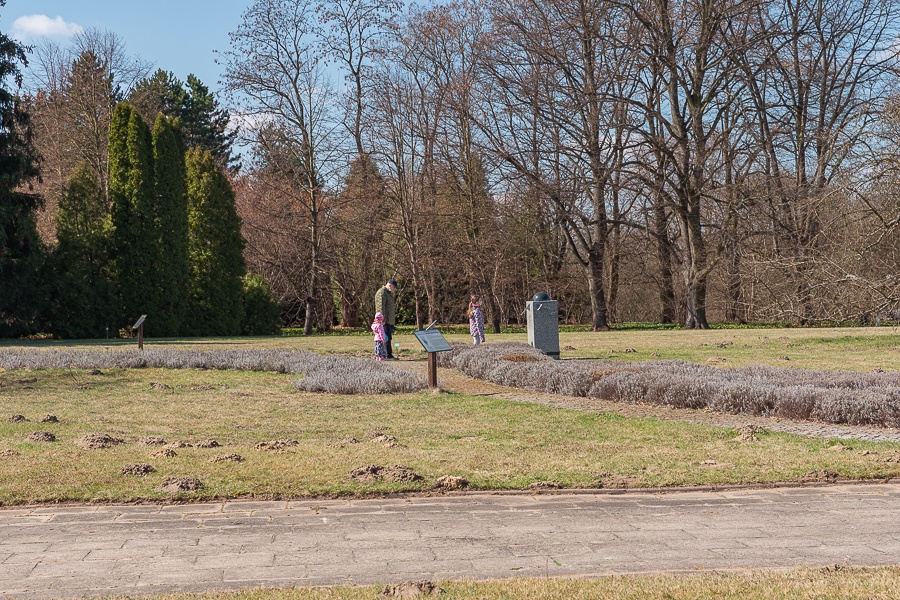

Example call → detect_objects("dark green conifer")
152 114 189 336
0 4 46 336
50 162 118 338
109 103 159 330
185 147 245 335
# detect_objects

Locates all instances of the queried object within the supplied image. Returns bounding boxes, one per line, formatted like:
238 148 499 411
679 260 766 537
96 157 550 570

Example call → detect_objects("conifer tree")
129 72 239 171
129 69 186 126
50 162 117 337
182 75 239 171
185 147 245 335
0 4 46 336
152 114 189 336
109 103 159 330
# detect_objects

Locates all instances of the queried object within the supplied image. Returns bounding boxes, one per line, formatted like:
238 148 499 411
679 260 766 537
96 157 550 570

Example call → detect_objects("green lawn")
2 364 900 505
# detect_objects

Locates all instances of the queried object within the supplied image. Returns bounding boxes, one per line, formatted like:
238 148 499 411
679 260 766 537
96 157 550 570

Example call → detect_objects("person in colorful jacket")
467 295 486 345
372 312 387 360
374 279 397 359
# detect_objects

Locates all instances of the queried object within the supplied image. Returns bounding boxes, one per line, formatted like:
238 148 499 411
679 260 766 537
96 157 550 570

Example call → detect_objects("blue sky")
4 0 251 92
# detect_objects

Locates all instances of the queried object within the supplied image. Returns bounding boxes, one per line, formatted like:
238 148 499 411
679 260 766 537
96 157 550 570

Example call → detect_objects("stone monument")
526 292 560 359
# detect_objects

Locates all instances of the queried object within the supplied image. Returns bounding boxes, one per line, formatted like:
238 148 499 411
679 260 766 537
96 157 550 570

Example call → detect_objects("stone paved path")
3 484 900 599
398 361 900 443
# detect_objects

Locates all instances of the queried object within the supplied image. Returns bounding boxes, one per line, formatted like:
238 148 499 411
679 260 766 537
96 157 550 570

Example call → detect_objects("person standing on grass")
374 279 398 359
372 312 387 361
468 295 486 346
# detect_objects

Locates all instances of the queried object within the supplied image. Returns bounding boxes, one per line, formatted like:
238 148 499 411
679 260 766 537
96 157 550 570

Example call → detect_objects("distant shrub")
241 273 282 335
443 342 900 427
0 348 426 395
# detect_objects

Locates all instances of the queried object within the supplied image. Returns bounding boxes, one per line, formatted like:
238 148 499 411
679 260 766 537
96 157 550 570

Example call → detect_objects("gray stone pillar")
526 293 560 359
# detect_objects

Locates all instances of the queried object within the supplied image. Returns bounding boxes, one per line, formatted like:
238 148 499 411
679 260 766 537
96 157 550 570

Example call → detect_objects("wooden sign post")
413 328 453 389
132 315 147 351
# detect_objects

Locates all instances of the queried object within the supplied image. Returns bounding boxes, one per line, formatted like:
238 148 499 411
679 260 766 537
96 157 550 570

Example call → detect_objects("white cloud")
11 15 83 40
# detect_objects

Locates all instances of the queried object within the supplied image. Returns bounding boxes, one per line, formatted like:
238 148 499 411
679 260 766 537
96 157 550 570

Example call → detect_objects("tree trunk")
587 242 609 330
681 206 710 330
653 201 676 324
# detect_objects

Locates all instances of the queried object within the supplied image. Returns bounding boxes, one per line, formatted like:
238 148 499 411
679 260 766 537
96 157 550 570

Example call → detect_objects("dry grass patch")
91 566 900 599
3 366 900 504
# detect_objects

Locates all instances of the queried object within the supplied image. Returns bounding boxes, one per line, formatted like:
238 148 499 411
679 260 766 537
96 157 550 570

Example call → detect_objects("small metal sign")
413 329 452 353
132 315 147 329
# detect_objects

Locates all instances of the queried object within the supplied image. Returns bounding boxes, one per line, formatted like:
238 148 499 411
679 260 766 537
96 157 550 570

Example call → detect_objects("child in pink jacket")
372 312 388 361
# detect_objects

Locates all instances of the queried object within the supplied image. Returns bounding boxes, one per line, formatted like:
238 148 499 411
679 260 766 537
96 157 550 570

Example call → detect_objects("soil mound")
0 449 19 457
733 425 767 442
40 414 59 423
348 465 423 483
77 433 124 449
88 369 103 375
138 436 167 446
158 477 203 493
209 453 243 463
8 414 27 422
120 463 155 476
164 440 192 449
528 481 561 490
255 439 298 451
26 431 56 442
194 439 220 448
434 476 469 490
150 448 177 458
800 469 841 483
149 382 171 390
381 580 444 597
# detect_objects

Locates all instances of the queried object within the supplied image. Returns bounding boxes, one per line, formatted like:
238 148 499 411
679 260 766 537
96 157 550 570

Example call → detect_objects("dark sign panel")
413 329 453 353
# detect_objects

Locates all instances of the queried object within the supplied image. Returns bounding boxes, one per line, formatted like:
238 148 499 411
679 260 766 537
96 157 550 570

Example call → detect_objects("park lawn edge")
3 477 900 510
88 566 900 599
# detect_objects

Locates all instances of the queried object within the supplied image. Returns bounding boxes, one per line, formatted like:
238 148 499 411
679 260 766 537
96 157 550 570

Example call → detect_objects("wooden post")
427 351 438 388
137 323 144 351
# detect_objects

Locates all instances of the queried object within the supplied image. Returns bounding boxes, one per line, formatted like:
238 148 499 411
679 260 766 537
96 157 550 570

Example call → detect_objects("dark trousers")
385 324 395 357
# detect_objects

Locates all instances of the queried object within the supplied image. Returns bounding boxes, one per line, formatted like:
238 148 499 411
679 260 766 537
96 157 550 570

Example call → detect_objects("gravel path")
396 359 900 443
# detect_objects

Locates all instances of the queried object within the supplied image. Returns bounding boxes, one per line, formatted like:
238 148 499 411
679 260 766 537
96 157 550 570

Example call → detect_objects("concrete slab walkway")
3 483 900 599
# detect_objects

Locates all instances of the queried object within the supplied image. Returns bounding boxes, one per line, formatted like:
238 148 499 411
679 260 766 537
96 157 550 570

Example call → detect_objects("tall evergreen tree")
0 4 46 336
182 75 239 171
152 114 189 336
109 103 159 330
50 162 118 337
185 147 245 335
129 72 239 171
129 69 186 127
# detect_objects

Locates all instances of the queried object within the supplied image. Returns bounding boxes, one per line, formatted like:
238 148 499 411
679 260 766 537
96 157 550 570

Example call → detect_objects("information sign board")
413 329 453 353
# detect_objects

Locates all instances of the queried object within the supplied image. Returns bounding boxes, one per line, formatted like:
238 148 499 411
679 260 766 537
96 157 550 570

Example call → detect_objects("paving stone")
7 485 900 598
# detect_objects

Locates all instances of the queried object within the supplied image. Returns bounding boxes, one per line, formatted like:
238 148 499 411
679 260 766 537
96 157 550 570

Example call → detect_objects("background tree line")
225 0 900 332
4 0 900 338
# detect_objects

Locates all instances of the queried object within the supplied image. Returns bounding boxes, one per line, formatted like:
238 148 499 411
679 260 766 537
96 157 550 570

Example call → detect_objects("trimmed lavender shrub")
290 356 426 394
0 348 426 395
445 342 900 427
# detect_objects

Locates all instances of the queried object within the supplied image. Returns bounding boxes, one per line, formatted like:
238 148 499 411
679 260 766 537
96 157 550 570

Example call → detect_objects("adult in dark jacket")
374 279 397 359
